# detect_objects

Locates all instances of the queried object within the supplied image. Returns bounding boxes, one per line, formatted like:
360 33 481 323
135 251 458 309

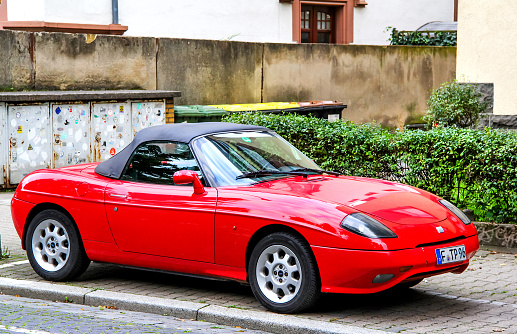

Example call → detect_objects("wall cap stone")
0 90 181 103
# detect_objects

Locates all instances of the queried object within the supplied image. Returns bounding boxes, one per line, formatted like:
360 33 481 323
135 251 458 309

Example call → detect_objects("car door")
104 141 217 263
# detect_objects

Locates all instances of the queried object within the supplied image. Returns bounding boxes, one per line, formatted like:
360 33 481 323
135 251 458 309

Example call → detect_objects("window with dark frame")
120 141 202 185
301 5 335 44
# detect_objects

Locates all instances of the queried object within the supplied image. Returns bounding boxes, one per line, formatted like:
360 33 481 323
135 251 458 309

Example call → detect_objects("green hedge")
388 28 457 46
224 112 517 224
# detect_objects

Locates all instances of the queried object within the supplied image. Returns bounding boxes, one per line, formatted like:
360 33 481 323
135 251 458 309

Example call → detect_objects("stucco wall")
0 30 456 128
353 0 455 45
456 0 517 115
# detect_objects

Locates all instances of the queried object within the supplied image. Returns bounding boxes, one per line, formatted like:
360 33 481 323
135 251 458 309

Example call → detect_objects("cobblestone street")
0 295 270 334
1 192 516 333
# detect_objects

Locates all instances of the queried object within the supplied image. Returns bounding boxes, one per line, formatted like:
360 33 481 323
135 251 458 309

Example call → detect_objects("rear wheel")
26 209 90 281
248 232 320 313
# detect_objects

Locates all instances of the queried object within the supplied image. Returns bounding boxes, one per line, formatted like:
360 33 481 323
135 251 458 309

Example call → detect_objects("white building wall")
456 0 517 115
353 0 455 45
7 0 45 21
6 0 453 45
7 0 111 24
119 0 292 43
44 0 112 25
6 0 292 43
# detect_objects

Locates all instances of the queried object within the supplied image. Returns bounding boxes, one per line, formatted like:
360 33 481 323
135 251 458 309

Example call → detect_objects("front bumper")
313 234 479 294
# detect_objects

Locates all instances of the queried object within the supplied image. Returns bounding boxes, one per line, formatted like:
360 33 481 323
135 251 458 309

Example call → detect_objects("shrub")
423 81 488 128
224 112 517 224
388 27 456 46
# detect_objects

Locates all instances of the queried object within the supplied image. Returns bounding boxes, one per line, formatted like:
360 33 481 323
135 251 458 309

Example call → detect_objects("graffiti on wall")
1 100 166 186
52 103 91 168
8 104 51 184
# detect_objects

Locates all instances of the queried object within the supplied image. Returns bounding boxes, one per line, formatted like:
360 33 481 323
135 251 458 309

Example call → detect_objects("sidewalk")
0 191 516 334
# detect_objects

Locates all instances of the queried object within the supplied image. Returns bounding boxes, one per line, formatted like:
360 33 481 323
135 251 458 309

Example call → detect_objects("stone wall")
0 30 457 128
475 222 517 250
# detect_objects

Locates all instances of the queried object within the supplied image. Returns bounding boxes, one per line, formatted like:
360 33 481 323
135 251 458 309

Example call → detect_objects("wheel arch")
244 224 321 283
22 203 79 249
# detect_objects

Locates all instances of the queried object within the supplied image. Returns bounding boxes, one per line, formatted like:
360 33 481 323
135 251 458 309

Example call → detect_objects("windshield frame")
190 130 321 187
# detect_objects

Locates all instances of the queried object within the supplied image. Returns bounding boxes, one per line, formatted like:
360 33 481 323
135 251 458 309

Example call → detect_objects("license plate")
435 245 467 265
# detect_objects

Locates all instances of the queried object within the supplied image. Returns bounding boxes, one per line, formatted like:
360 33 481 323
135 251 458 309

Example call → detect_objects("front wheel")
248 232 320 313
26 209 90 281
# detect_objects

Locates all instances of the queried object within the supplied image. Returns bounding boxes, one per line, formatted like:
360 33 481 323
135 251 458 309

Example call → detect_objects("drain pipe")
112 0 119 24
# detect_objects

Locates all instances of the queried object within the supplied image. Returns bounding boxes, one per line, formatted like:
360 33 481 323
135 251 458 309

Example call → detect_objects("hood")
256 175 448 224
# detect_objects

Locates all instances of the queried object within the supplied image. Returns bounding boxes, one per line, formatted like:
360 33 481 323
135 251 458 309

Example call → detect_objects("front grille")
415 236 466 248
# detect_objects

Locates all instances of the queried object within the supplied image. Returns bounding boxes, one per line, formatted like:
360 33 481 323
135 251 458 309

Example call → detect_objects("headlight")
439 199 471 225
340 213 397 238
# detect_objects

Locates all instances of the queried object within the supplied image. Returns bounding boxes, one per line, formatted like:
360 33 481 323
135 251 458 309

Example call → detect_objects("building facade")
456 0 516 116
0 0 456 45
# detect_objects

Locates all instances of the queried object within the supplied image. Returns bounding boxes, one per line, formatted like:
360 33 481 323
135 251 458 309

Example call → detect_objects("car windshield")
192 131 322 186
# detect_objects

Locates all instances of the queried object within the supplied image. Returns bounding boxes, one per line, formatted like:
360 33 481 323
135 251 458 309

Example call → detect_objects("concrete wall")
457 0 517 115
353 0 455 45
261 44 456 127
33 33 157 90
0 30 457 128
157 39 263 105
0 31 33 90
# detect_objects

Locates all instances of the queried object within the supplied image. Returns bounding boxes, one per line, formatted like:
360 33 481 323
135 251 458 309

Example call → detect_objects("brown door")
301 6 336 44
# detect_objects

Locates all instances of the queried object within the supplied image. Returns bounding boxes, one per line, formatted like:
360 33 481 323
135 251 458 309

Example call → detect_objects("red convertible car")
11 122 479 313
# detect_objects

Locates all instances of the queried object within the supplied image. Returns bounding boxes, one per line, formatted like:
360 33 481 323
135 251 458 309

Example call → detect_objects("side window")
121 141 202 185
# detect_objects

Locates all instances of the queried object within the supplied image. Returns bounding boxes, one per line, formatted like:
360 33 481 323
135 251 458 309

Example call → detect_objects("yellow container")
209 102 301 112
269 102 300 109
240 103 276 111
209 104 252 112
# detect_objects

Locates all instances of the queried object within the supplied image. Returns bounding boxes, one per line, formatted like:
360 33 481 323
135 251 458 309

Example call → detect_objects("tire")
248 232 320 313
25 209 90 281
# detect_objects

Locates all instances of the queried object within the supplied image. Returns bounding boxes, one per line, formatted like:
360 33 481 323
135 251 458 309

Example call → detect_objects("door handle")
109 193 127 199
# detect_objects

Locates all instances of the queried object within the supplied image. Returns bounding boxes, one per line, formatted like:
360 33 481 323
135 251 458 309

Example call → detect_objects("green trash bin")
174 106 203 123
175 105 229 123
192 105 228 122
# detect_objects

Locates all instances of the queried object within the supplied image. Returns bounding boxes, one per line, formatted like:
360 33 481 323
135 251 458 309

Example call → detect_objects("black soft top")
95 122 268 179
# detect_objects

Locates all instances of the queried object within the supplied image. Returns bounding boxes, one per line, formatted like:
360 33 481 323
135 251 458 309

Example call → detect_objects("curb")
0 277 389 334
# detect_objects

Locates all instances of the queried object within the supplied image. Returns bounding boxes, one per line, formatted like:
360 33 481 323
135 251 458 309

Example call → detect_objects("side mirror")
173 170 206 195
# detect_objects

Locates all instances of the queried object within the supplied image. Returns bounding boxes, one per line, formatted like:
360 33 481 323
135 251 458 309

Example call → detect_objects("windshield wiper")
236 169 308 180
291 167 341 176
